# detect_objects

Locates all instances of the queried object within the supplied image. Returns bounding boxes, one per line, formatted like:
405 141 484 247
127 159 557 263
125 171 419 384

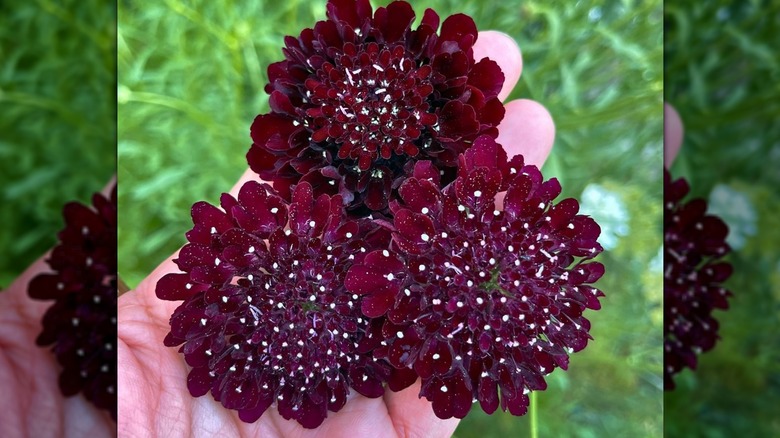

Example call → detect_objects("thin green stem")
530 391 539 438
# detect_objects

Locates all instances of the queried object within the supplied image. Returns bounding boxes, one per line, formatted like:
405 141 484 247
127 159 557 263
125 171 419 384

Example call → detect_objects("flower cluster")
28 185 117 420
160 0 606 429
157 181 399 428
663 169 732 389
345 136 604 418
248 0 505 216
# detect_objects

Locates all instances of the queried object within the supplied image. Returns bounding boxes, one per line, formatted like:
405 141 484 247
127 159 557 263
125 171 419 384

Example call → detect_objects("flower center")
305 42 437 171
478 268 512 296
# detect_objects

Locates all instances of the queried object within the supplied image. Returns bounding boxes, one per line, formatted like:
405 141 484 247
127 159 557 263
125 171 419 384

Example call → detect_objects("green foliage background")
665 1 780 436
118 0 663 436
0 0 116 286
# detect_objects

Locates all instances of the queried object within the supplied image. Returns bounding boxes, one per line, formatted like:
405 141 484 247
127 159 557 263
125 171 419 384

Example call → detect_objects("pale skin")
664 103 684 168
0 31 555 438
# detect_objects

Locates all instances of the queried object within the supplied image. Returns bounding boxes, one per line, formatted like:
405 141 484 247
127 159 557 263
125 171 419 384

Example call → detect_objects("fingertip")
101 175 117 197
664 103 683 167
475 30 523 101
383 380 461 438
497 99 556 168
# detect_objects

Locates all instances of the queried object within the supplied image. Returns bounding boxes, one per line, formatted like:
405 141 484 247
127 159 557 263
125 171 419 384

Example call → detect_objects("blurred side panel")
0 0 117 284
664 1 780 435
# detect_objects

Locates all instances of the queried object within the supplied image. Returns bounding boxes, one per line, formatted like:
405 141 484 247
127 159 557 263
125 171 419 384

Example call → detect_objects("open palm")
117 31 555 437
0 259 115 438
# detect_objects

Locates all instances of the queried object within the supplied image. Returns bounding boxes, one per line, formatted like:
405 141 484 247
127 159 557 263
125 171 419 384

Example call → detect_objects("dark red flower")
28 184 117 420
156 181 397 428
345 136 605 419
248 0 505 216
663 168 732 390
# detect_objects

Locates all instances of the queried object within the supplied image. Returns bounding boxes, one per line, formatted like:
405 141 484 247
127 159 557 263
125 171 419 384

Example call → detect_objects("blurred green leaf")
0 0 116 280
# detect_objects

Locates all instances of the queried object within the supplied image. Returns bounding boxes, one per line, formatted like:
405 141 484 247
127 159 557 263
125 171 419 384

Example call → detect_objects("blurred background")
0 0 116 286
118 0 663 436
664 1 780 436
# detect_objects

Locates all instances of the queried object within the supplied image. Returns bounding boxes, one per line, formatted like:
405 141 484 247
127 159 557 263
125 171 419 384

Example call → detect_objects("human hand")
118 30 555 438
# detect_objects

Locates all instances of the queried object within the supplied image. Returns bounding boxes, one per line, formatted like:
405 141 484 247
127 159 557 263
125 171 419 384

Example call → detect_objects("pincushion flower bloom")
156 181 397 428
248 0 505 215
345 136 605 419
28 185 118 420
663 169 732 390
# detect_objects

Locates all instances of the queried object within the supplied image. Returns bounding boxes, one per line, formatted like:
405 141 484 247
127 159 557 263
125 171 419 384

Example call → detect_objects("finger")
664 103 683 167
474 30 523 102
497 99 556 168
383 380 460 438
102 174 117 197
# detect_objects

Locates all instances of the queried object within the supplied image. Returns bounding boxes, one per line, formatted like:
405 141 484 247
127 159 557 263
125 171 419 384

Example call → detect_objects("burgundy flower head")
28 184 118 420
345 136 605 419
248 0 505 216
156 181 396 428
663 168 732 390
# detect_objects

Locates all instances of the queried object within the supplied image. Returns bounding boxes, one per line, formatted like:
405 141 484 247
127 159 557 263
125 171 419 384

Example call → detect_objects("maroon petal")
398 177 440 214
250 113 298 152
459 135 508 175
156 273 203 301
438 13 477 50
393 209 436 255
238 394 274 423
424 370 473 419
454 167 501 213
468 58 504 100
295 394 329 429
411 160 441 185
374 1 415 43
547 198 580 229
437 100 479 141
501 389 529 416
349 367 384 398
415 336 453 379
478 375 499 414
289 182 316 235
361 286 398 318
27 274 64 300
187 366 214 397
503 176 534 218
387 367 418 392
186 202 233 244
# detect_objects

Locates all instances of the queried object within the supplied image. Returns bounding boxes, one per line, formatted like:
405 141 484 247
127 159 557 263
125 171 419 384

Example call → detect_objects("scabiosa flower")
663 168 732 390
248 0 505 215
345 136 605 419
156 181 397 428
28 184 118 420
